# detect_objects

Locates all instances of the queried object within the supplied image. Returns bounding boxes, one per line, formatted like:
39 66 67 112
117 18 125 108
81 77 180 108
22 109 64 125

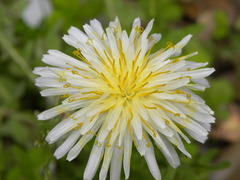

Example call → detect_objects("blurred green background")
0 0 240 179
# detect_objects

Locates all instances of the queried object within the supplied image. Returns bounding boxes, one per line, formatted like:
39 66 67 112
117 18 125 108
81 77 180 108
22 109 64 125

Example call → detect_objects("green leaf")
206 78 234 107
213 11 230 39
199 149 218 163
1 116 29 144
204 78 234 119
104 0 146 29
45 21 62 49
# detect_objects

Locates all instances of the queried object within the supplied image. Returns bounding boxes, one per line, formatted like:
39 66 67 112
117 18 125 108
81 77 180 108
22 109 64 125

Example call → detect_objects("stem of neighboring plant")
0 31 34 82
104 0 116 18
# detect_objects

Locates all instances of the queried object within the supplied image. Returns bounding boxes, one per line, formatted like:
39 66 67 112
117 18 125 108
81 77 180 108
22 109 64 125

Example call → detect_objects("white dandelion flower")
34 17 215 180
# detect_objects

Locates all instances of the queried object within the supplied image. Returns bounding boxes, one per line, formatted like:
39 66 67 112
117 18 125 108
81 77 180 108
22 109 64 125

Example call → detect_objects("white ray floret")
34 17 215 180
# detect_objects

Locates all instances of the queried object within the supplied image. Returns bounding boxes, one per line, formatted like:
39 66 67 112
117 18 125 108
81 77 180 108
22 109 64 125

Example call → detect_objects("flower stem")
104 0 116 18
0 31 34 82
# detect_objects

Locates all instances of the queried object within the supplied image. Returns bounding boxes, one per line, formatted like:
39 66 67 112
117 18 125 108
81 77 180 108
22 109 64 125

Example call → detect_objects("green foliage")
204 79 234 119
6 146 51 180
0 0 237 179
51 0 104 30
213 11 230 40
140 0 183 30
104 0 146 28
160 143 229 180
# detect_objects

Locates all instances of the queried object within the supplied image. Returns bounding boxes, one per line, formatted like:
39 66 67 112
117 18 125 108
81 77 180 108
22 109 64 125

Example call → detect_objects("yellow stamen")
140 116 156 137
72 49 91 65
66 63 87 72
142 132 151 147
143 105 157 109
154 104 175 115
74 123 83 130
99 104 116 114
95 141 102 147
82 91 103 95
128 123 138 147
60 94 70 98
72 70 91 79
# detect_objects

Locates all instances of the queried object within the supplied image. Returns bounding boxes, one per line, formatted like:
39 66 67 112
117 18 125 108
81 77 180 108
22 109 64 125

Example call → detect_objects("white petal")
54 130 81 159
46 119 76 144
99 146 114 180
110 146 123 180
158 127 174 137
68 26 88 44
190 109 215 123
123 131 132 180
166 119 191 144
109 17 122 34
141 19 154 39
162 78 190 90
192 78 210 88
97 121 110 143
35 77 63 88
118 110 129 146
149 48 175 69
121 30 130 59
175 34 192 48
185 128 208 143
147 33 162 50
40 87 79 96
90 19 104 36
170 115 208 136
38 102 86 120
153 100 185 118
131 114 143 140
177 52 198 61
33 67 63 77
67 133 94 161
174 103 215 123
179 104 215 123
181 68 215 79
167 131 191 158
134 134 147 156
67 98 103 119
132 99 149 121
162 59 186 72
106 27 120 61
149 34 192 68
186 84 206 91
67 119 102 161
62 35 80 49
151 132 180 168
181 87 206 104
170 49 182 57
84 140 105 180
43 50 89 70
198 122 211 131
144 135 161 180
80 114 105 136
66 77 99 88
147 109 166 128
180 61 207 71
129 18 141 41
83 24 106 47
107 104 122 130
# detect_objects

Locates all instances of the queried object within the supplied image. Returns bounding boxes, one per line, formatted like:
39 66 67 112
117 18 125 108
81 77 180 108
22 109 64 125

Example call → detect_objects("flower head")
34 17 215 180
